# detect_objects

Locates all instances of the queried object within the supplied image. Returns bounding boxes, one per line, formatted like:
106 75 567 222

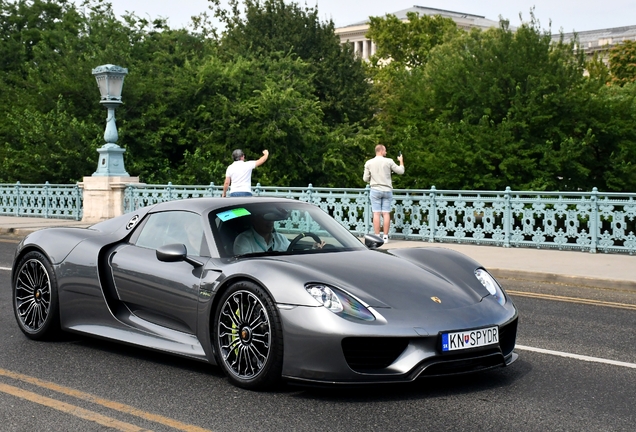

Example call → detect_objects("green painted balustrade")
0 182 83 220
2 181 635 254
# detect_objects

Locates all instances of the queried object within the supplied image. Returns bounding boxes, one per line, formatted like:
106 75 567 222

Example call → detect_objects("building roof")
339 5 500 30
552 25 636 52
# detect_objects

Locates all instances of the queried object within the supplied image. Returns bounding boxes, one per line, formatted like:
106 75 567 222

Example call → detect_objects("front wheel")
13 251 60 340
213 281 283 390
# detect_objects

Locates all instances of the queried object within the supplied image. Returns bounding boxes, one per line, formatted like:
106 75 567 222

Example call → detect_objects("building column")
362 39 369 59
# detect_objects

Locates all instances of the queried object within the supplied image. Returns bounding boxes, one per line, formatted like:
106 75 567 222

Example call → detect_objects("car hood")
270 249 485 310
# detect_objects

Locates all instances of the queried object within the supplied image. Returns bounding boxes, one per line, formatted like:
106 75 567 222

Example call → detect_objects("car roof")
149 197 302 214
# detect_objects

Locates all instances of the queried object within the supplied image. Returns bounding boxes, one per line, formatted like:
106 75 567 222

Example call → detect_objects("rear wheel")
213 281 283 390
13 251 60 340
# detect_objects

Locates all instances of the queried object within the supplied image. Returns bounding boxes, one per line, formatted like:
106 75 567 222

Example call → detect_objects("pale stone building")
335 5 636 63
553 25 636 61
334 5 500 61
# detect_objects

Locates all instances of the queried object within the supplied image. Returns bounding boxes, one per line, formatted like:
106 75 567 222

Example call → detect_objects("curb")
0 225 92 237
491 268 636 292
0 227 20 236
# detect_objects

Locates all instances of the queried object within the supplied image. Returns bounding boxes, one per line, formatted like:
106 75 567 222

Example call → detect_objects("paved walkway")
1 216 634 291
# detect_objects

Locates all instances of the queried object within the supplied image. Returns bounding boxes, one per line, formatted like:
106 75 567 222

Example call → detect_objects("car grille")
499 317 518 356
342 337 410 371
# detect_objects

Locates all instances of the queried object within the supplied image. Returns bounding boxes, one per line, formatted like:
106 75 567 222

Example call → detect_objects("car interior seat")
218 216 251 256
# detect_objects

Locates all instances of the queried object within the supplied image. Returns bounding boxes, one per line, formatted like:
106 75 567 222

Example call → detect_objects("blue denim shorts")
370 189 392 213
230 191 253 197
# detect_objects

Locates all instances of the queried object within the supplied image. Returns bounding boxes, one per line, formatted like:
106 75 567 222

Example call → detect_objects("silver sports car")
11 197 518 389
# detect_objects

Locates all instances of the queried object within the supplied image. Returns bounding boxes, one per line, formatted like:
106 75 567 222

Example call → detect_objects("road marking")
0 368 212 432
0 383 148 432
0 266 11 271
516 345 636 369
508 290 636 311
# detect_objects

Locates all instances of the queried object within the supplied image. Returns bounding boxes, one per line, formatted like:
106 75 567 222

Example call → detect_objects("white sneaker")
382 235 389 244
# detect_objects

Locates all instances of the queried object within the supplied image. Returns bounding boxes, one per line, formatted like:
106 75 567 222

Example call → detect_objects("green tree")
608 40 636 86
366 11 459 69
367 13 636 192
209 0 372 126
0 0 214 183
586 51 611 84
176 53 327 186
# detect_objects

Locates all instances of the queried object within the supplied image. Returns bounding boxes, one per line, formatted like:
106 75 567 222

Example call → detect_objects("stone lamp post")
80 64 140 223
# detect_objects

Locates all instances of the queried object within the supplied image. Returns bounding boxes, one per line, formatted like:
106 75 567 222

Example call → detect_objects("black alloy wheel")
13 251 60 340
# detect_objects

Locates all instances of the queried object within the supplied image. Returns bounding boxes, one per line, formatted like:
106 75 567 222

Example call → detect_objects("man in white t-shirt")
233 212 291 255
222 149 269 197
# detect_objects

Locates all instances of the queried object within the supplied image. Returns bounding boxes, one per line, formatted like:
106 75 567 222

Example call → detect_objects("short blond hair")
374 144 385 153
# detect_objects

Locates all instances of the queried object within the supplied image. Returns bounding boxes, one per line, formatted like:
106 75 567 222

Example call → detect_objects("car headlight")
475 268 506 306
305 284 375 321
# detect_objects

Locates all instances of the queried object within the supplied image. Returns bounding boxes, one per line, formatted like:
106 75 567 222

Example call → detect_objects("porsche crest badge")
431 296 442 304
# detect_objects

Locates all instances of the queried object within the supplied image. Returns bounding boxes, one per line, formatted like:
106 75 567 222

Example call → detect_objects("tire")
213 281 283 390
13 251 60 340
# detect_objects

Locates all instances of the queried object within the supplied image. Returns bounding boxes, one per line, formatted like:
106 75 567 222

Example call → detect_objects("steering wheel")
287 232 322 251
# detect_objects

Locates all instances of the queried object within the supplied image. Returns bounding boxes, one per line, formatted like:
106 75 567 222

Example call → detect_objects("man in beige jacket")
363 145 405 243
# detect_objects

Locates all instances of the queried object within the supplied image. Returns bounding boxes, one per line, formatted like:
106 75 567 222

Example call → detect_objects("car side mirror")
156 243 203 267
364 234 384 249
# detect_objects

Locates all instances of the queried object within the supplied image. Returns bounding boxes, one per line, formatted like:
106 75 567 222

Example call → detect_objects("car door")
110 210 208 334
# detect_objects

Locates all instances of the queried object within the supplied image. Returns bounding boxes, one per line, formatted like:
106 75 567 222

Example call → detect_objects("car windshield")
211 201 367 258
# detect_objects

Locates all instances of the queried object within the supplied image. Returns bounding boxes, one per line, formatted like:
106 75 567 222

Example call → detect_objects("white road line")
0 266 11 271
516 344 636 369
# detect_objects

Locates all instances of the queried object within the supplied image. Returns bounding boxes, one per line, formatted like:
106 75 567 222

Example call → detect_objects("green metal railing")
3 181 635 254
0 182 83 220
123 183 636 255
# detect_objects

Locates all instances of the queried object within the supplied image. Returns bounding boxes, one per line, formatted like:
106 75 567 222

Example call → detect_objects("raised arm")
255 149 269 167
393 153 405 175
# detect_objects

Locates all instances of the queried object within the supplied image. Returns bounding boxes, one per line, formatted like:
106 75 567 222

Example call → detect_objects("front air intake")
341 337 409 371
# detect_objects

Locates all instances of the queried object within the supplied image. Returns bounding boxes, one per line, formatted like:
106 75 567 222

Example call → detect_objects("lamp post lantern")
92 64 130 176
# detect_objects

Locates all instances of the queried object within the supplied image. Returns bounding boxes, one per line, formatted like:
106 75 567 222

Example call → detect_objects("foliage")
208 0 372 127
0 1 635 192
367 12 636 192
608 40 636 86
586 51 611 84
366 12 459 69
0 0 374 187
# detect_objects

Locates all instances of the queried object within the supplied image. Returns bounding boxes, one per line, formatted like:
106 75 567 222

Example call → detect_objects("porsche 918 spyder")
11 197 518 389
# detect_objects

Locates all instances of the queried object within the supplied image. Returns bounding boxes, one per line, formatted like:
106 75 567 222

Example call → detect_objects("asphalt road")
0 236 634 431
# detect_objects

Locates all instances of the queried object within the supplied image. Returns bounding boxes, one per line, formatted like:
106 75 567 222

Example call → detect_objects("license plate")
441 326 499 352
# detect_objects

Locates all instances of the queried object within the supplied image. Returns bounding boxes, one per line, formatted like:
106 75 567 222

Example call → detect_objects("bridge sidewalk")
1 216 634 291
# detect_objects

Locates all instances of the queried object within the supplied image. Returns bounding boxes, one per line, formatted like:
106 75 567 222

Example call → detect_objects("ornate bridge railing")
124 183 636 255
0 182 83 220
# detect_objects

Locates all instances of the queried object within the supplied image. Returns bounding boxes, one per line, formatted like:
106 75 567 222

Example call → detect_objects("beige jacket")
363 156 405 191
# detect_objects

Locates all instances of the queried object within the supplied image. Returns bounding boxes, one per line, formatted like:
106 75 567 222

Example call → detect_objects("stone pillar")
362 39 369 59
79 176 141 223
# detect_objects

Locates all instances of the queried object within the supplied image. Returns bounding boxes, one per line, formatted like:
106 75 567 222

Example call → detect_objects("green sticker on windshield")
217 208 251 221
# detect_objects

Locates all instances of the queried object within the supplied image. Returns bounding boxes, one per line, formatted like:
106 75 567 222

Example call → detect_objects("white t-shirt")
225 160 257 193
233 227 290 255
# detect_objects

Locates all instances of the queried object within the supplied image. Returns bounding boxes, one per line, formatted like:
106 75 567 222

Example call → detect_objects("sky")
102 0 636 34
